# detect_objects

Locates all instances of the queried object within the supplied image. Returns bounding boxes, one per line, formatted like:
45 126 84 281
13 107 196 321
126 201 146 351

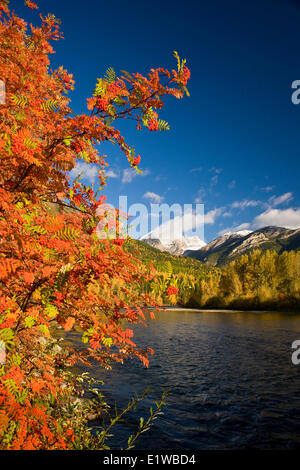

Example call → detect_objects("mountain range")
142 226 300 266
141 235 205 256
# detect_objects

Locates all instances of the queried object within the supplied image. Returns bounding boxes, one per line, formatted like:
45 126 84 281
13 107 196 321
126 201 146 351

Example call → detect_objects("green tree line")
141 249 300 311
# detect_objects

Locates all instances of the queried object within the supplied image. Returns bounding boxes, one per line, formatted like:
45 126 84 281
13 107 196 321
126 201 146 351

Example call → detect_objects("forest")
135 247 300 311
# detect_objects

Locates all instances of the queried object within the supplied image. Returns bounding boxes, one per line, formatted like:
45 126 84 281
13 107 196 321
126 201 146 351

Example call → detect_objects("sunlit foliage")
0 0 190 449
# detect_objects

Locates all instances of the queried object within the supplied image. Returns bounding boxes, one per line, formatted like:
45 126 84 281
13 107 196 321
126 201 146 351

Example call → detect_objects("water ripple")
72 310 300 450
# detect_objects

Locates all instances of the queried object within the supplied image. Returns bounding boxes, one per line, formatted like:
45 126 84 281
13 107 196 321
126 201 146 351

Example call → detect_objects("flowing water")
66 310 300 450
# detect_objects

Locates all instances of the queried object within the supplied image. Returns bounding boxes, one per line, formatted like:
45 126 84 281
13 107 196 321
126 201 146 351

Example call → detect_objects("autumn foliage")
0 1 190 449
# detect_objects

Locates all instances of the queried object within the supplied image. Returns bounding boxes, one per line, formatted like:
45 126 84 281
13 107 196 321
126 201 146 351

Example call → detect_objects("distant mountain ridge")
185 226 300 266
141 235 206 256
141 226 300 266
126 238 212 276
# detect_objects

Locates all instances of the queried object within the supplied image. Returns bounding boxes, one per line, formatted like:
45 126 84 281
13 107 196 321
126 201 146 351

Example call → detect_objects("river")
67 309 300 450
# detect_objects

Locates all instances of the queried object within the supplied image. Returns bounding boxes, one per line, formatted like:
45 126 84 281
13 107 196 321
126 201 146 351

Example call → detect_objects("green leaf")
45 304 58 320
11 94 28 108
102 337 113 348
0 328 14 344
93 78 106 97
104 67 116 84
41 99 59 112
24 316 36 328
158 119 170 131
63 136 72 146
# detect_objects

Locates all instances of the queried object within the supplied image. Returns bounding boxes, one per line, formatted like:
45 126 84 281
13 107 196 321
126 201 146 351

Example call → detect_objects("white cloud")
69 161 99 181
208 168 222 190
204 208 223 224
143 207 223 241
195 188 206 204
122 168 136 183
210 175 218 186
231 199 261 210
209 167 222 174
268 192 293 207
218 222 251 236
122 168 150 183
154 175 167 182
143 191 164 203
254 208 300 229
106 169 119 178
142 206 206 241
260 185 274 193
228 180 236 190
189 167 202 173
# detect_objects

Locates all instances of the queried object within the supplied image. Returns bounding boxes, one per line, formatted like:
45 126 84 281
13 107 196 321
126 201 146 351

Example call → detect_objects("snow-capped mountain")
223 230 253 237
140 226 300 265
186 226 300 266
141 234 206 256
191 230 252 253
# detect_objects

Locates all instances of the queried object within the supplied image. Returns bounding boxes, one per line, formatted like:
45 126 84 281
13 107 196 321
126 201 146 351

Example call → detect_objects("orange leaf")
63 317 75 331
23 272 34 284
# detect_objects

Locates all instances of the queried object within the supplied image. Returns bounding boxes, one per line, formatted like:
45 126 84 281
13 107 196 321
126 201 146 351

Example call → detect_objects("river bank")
161 306 300 314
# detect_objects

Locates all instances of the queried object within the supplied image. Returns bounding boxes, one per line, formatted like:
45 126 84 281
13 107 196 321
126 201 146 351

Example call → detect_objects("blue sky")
16 0 300 242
